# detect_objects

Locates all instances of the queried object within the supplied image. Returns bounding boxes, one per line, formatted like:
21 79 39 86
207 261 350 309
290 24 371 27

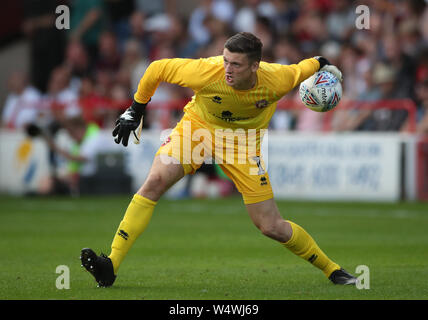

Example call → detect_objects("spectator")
169 15 201 58
95 31 121 74
188 0 235 47
70 0 106 63
38 116 103 195
104 0 135 42
135 0 176 17
325 0 356 42
118 39 142 91
94 69 115 100
273 35 302 64
420 3 428 43
254 15 276 56
415 79 428 133
355 63 408 131
188 0 218 46
380 34 416 99
234 0 275 33
144 13 175 60
339 43 370 100
398 20 424 59
415 49 428 85
292 89 325 132
22 0 66 93
295 108 325 132
4 0 426 135
78 75 110 127
269 0 299 37
46 65 81 125
63 40 92 95
126 10 151 54
320 40 341 66
64 40 91 79
199 33 229 58
270 35 303 130
292 5 328 55
2 71 42 129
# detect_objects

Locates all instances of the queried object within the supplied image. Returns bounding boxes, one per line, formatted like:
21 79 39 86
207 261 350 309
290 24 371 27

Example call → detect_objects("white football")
299 71 342 112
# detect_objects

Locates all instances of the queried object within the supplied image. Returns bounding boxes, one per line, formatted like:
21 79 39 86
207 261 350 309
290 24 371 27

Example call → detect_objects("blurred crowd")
2 0 428 134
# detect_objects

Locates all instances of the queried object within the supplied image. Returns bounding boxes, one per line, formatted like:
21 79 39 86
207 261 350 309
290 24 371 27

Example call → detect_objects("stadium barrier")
0 128 424 201
417 138 428 201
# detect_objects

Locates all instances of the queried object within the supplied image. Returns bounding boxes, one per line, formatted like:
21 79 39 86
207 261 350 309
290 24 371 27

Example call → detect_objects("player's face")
223 48 259 90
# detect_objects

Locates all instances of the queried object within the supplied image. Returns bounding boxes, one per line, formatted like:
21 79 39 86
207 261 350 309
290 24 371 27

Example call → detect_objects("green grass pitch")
1 194 427 300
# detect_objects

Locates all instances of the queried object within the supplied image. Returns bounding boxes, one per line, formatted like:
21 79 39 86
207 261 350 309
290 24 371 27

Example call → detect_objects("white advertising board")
266 132 402 201
0 131 50 194
0 130 408 201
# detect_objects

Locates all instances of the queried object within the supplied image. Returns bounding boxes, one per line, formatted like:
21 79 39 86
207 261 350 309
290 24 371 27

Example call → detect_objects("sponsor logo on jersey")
161 136 171 146
211 110 250 122
212 96 222 104
222 110 232 118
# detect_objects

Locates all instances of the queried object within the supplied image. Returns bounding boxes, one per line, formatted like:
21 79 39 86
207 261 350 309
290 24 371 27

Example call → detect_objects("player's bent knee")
257 219 291 243
138 173 168 200
146 173 164 187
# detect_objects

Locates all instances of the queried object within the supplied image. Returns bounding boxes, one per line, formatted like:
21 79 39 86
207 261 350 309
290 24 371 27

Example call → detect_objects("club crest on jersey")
161 136 171 146
255 99 269 108
212 96 222 104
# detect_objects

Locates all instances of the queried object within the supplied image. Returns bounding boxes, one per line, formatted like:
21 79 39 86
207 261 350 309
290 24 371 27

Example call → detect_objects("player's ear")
251 60 260 72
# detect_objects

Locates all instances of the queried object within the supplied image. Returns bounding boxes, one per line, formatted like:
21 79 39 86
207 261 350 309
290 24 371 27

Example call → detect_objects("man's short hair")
224 32 263 62
65 116 87 130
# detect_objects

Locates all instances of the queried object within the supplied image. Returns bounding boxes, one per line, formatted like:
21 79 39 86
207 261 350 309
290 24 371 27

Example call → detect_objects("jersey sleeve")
267 58 320 97
133 57 222 104
282 58 320 91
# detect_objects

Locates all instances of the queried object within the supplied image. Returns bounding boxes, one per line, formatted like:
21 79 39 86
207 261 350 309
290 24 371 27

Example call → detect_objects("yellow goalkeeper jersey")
134 55 320 130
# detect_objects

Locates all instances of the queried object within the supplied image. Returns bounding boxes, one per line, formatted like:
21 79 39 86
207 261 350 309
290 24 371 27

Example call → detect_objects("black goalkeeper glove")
314 56 343 82
112 100 147 147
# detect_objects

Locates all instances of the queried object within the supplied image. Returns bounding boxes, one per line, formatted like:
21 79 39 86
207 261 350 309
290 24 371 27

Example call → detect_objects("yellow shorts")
155 112 273 204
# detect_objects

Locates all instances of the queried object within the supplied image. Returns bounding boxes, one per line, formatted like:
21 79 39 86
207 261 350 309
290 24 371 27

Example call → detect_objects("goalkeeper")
80 32 356 287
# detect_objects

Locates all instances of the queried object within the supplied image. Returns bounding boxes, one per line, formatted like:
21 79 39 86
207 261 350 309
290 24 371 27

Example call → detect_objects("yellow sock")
282 220 340 277
109 194 156 274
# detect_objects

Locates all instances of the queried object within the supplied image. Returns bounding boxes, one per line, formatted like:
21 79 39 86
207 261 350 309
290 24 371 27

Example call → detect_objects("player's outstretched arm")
314 56 343 82
112 100 148 147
